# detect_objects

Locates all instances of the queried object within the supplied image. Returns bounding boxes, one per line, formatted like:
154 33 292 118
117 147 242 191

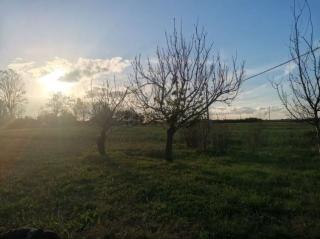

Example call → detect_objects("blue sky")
0 0 319 118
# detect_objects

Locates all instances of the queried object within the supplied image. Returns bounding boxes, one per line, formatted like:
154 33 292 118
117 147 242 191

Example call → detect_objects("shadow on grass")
122 148 164 160
226 147 320 170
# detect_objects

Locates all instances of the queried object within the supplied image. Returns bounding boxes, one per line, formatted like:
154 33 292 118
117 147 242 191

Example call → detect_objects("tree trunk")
203 93 210 151
202 119 210 151
97 128 107 156
165 127 175 162
315 124 320 154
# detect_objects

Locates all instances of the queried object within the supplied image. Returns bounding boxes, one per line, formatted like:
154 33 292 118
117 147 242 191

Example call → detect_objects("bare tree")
46 92 72 117
0 69 26 118
72 97 90 121
89 78 128 156
272 0 320 152
131 22 245 161
0 100 7 121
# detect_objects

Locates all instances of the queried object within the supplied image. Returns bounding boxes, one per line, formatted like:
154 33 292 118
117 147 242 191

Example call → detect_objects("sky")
0 0 320 119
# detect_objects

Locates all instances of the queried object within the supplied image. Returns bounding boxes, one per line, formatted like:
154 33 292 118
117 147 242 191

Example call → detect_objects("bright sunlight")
39 69 73 93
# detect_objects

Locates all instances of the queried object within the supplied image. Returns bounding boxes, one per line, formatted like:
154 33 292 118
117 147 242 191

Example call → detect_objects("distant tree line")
36 92 142 128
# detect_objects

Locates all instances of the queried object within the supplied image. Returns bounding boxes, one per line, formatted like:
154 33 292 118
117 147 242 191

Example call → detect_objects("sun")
40 69 73 93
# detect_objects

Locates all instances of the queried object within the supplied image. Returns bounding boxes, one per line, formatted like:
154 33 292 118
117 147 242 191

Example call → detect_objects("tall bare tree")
131 23 245 161
0 69 26 118
89 78 128 156
272 0 320 152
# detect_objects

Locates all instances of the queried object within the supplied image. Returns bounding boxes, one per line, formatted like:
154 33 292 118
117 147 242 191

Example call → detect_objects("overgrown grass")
0 122 319 238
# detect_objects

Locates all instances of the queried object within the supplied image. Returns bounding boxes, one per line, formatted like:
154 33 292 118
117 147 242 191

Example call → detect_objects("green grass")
0 122 320 238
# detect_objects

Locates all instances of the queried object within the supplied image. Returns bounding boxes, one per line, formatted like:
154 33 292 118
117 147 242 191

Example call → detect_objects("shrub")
4 117 39 129
183 121 231 155
243 124 265 152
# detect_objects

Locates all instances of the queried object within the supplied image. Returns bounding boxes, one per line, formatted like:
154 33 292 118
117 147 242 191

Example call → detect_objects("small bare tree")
131 23 245 161
272 0 320 152
72 97 90 121
46 92 72 117
89 78 128 156
0 69 26 118
0 100 6 120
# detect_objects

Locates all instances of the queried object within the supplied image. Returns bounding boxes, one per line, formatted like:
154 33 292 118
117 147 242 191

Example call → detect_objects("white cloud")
283 62 296 75
7 61 35 74
7 56 130 82
245 64 274 77
59 57 130 82
238 83 269 100
210 105 285 119
29 57 73 78
5 57 130 115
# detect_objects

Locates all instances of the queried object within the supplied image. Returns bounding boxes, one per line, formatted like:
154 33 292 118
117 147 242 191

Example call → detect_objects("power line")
244 46 320 81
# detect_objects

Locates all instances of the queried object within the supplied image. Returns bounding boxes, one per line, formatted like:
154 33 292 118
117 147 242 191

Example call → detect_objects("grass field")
0 122 320 239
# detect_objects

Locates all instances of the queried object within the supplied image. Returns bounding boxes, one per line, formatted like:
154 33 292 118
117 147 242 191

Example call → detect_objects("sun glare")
40 69 73 93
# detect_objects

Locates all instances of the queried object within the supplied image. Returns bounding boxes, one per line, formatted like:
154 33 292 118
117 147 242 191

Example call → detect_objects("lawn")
0 122 320 239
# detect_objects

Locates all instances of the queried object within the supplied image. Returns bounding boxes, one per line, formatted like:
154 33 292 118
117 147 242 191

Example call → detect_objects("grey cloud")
58 57 130 82
8 57 130 83
59 70 82 82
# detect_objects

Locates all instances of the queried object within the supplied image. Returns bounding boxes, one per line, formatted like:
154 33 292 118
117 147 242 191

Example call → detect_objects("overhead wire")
244 46 320 81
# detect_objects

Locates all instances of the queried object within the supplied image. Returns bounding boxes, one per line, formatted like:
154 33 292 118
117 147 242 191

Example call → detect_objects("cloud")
245 64 274 77
211 105 285 119
7 61 35 74
58 57 130 82
257 106 283 113
31 57 73 78
238 83 269 100
7 57 72 79
232 107 256 114
5 56 131 111
283 62 296 75
60 70 82 82
213 106 256 115
7 56 130 82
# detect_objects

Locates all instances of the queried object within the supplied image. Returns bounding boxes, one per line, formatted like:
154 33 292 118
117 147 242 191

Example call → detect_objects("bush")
183 121 231 155
243 124 265 152
4 117 39 129
184 121 207 149
286 129 315 148
210 124 232 155
37 111 78 127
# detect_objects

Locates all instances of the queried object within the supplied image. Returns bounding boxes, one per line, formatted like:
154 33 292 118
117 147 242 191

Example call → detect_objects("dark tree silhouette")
0 69 26 118
131 22 245 161
0 100 7 121
89 78 128 156
46 92 72 117
72 97 90 121
272 0 320 152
